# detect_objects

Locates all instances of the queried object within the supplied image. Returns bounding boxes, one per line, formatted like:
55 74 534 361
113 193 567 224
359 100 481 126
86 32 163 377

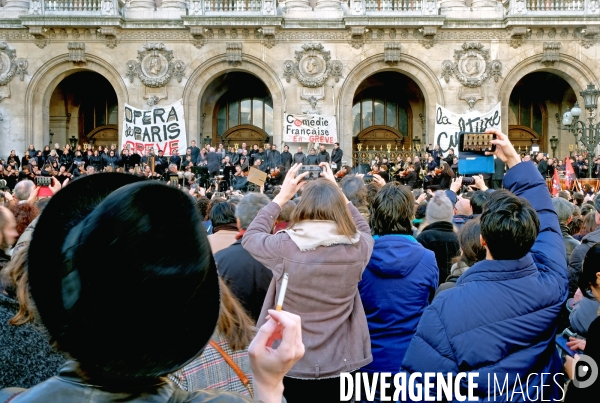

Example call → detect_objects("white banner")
122 99 187 156
434 103 501 157
283 113 337 144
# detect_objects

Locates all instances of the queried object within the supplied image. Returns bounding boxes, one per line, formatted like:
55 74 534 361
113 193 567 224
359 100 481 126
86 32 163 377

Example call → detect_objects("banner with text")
284 113 337 144
434 103 501 157
122 99 187 156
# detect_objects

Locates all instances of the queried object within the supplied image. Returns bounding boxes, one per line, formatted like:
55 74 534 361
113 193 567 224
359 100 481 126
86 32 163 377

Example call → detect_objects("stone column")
439 0 466 7
161 0 187 8
128 0 156 8
3 0 30 16
471 0 498 6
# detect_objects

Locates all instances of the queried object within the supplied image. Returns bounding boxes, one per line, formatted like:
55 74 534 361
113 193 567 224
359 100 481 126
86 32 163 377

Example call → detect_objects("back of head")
278 200 297 223
340 175 367 208
573 192 584 206
425 191 454 224
235 193 271 230
480 190 539 260
14 180 34 201
558 190 571 201
210 201 237 227
470 190 490 215
28 175 220 381
289 179 357 238
551 196 574 225
581 204 595 217
579 243 600 299
456 218 486 267
370 182 414 236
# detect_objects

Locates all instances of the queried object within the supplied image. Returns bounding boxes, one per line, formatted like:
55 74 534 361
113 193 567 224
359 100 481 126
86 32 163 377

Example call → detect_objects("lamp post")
68 136 78 150
550 136 558 158
562 83 600 178
412 137 421 158
49 129 54 147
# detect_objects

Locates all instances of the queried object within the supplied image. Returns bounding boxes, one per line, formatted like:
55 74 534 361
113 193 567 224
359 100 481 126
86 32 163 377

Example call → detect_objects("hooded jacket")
401 161 569 402
358 235 438 373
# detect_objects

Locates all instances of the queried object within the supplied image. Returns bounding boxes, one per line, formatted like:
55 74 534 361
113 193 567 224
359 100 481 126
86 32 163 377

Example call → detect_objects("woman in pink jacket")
242 163 374 403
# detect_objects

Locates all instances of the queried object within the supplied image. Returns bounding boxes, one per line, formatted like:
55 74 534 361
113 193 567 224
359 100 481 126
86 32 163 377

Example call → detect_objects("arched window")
352 93 409 137
215 95 273 137
509 92 544 136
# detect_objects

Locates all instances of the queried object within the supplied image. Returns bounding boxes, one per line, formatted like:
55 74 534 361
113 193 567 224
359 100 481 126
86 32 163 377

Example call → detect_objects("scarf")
213 223 239 234
283 220 360 251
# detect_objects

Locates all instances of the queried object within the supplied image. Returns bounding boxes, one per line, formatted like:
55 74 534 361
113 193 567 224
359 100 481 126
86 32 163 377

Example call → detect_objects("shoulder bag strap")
208 340 254 399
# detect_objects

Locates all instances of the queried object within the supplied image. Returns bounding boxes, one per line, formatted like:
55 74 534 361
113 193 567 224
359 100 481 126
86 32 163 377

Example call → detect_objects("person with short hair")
216 193 272 322
207 201 238 254
402 129 569 401
358 182 438 393
552 196 580 264
293 147 305 165
304 149 319 166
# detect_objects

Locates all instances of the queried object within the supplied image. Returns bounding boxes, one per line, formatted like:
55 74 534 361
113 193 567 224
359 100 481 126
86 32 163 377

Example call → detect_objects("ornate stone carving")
147 95 160 106
226 42 242 67
261 27 276 48
230 29 238 39
0 42 27 85
330 60 343 82
29 0 42 14
440 42 502 88
68 42 86 65
389 29 396 39
441 60 453 83
99 27 119 49
419 26 437 49
29 27 47 49
16 58 28 81
560 28 569 38
541 42 560 66
510 27 528 48
384 43 401 65
72 29 80 39
300 94 322 114
548 27 556 39
536 28 544 39
581 26 600 48
189 27 206 48
459 88 483 111
282 43 342 88
350 26 365 49
218 29 226 39
125 43 186 88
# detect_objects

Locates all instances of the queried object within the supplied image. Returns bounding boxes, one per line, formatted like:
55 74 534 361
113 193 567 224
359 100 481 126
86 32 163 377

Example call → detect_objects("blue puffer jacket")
359 235 438 373
401 161 569 402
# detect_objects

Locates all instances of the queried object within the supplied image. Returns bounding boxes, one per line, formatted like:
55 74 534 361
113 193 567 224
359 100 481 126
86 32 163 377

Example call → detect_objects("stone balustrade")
507 0 600 14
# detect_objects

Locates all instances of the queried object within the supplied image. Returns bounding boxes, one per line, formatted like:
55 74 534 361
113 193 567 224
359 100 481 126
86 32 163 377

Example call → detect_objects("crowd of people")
0 129 599 402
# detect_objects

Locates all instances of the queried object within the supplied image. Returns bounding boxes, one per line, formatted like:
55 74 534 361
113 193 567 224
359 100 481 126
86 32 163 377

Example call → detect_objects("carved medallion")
0 42 28 85
441 43 502 88
125 43 186 88
282 43 343 88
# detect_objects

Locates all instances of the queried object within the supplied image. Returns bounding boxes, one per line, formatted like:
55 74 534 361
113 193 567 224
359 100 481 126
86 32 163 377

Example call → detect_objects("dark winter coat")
417 221 460 285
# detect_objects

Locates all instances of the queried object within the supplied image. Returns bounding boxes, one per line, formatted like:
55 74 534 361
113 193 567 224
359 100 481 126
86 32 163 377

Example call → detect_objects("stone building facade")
0 0 598 164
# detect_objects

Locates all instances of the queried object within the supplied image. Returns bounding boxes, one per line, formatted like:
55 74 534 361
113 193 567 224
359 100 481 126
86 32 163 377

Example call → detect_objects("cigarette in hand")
276 273 289 311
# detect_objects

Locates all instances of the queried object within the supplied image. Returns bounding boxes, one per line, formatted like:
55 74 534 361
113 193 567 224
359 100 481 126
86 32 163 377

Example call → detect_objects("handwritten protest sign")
283 113 337 144
434 103 501 157
121 99 187 156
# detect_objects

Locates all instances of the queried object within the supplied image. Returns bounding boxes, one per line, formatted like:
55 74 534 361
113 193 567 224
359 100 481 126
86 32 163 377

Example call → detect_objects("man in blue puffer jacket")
401 129 569 402
359 182 439 378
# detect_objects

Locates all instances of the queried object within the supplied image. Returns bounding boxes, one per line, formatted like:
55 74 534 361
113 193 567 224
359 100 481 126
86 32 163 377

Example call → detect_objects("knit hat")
426 191 454 224
29 174 220 380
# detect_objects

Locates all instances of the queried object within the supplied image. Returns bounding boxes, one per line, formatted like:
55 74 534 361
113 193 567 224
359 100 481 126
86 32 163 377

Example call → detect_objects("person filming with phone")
242 162 374 402
401 129 569 400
